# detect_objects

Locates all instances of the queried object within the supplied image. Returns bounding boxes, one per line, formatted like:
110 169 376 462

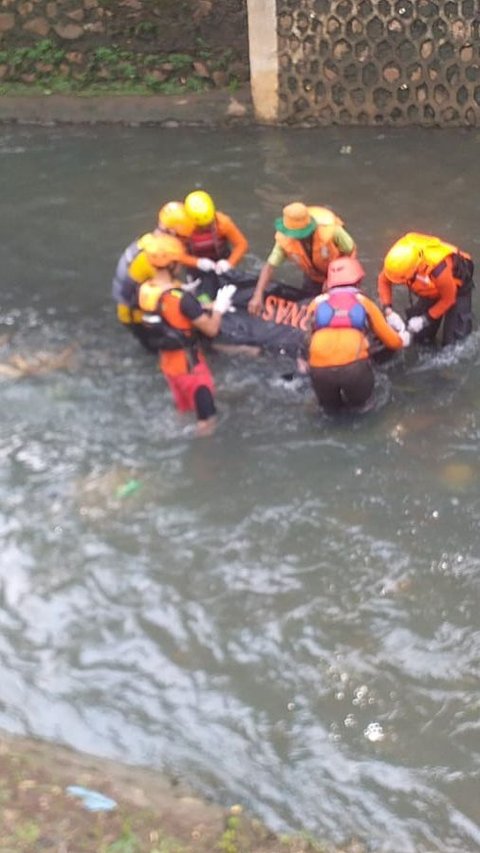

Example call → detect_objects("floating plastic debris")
116 479 142 499
66 785 117 812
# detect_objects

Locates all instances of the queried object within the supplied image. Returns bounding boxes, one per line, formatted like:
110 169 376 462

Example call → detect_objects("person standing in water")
138 234 236 436
112 202 195 349
307 257 410 414
248 202 356 316
378 233 475 346
183 190 249 298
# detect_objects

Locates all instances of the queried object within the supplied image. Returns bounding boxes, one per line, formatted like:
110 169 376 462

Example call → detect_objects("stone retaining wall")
0 0 110 44
0 0 249 91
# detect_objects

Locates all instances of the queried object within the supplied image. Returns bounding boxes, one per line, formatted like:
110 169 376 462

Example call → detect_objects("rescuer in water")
378 232 475 346
248 201 356 316
137 233 236 436
183 190 249 298
307 257 411 414
112 201 215 351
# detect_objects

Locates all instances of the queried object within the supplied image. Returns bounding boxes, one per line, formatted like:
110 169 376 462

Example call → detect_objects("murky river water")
1 124 480 852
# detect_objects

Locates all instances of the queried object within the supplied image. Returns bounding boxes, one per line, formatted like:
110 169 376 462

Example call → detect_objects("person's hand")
399 329 411 347
215 259 232 275
407 314 429 334
196 257 216 273
213 284 237 315
386 310 406 333
247 293 263 316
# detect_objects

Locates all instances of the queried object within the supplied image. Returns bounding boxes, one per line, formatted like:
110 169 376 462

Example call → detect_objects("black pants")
406 267 474 347
310 359 375 413
128 323 164 354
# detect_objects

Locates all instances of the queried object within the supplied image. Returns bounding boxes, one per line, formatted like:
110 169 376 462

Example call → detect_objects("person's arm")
247 263 275 315
332 225 356 255
360 295 405 349
192 310 222 338
186 285 236 337
178 291 221 338
178 248 216 272
377 269 395 311
216 211 249 267
248 243 286 315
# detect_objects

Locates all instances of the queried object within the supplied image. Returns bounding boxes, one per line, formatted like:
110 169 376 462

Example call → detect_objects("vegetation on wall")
0 39 246 96
0 0 249 95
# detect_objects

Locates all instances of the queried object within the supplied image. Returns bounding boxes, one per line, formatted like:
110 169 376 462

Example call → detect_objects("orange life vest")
275 206 344 284
401 233 471 299
139 284 198 351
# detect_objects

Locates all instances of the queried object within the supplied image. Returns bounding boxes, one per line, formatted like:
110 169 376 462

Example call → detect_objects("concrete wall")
247 0 279 122
248 0 480 125
1 0 479 125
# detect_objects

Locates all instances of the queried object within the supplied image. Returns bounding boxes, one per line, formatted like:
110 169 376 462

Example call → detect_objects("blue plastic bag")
66 785 117 812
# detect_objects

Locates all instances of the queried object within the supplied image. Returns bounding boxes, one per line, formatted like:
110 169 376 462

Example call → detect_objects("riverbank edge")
0 86 256 127
0 729 367 852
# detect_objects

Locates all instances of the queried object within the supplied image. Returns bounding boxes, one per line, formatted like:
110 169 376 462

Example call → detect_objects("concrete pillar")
247 0 279 123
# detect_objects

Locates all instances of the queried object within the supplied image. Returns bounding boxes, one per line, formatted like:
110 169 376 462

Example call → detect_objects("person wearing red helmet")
138 234 236 436
307 257 410 413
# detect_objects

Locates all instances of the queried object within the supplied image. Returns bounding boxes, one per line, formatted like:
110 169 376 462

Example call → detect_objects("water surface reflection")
0 125 479 852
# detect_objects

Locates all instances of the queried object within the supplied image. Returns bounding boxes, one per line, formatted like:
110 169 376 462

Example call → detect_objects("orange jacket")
182 211 248 267
139 282 203 376
378 233 472 320
308 289 404 368
275 206 351 284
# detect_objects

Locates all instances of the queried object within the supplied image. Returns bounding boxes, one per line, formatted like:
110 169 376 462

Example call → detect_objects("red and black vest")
187 220 229 261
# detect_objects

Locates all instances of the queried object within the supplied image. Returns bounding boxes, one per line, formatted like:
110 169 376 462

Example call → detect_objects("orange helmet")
275 202 316 239
142 234 184 268
384 241 421 282
184 190 216 226
158 201 195 238
325 257 365 288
